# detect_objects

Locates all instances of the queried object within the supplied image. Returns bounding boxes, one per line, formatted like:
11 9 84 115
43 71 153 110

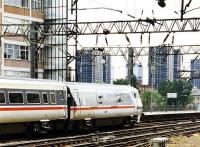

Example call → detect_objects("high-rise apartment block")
191 59 200 89
76 50 111 84
148 47 181 89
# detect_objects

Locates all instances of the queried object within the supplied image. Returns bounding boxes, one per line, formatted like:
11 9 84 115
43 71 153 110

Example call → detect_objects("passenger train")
0 78 143 134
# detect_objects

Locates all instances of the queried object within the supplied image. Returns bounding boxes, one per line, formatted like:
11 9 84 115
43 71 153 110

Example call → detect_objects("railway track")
1 120 200 147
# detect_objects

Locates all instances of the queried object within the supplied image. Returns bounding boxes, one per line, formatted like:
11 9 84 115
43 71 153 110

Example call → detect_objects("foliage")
113 78 128 85
113 74 138 88
130 74 138 88
158 80 194 106
141 90 165 111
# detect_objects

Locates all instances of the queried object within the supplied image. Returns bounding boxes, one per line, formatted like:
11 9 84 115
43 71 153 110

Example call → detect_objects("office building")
1 0 44 78
76 50 111 84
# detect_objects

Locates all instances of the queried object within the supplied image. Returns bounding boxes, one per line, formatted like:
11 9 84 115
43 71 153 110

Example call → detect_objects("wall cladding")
0 1 2 76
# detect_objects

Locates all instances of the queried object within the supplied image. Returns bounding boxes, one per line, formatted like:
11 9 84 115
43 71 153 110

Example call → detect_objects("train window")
115 93 132 104
9 92 23 104
50 93 56 104
0 92 5 104
59 91 64 100
27 93 40 104
42 93 48 104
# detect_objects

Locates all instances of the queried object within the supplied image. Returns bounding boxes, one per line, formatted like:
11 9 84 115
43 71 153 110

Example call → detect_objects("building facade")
191 59 200 89
103 55 111 84
1 0 44 78
174 50 182 80
76 50 111 84
148 47 181 89
191 87 200 110
133 64 143 85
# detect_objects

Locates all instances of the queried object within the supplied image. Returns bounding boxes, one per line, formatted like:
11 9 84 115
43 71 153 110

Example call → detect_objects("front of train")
130 86 143 123
136 90 143 123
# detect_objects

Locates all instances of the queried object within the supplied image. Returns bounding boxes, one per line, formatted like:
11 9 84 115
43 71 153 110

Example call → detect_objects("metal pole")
181 0 184 21
66 0 69 81
30 22 38 78
151 72 153 112
128 47 133 85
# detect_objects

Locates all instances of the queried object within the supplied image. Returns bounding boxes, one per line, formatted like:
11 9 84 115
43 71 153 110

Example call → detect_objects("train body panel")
0 78 67 124
0 106 65 123
66 82 142 120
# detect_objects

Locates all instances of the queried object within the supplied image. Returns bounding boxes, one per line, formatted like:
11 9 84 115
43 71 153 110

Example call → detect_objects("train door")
79 91 96 119
57 89 67 119
71 90 81 118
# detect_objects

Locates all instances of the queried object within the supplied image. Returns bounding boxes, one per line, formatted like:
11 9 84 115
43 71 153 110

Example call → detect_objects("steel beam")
1 17 200 37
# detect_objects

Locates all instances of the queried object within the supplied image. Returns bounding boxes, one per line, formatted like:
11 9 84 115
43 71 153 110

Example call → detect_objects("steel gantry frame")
2 17 200 36
80 45 200 57
1 17 200 80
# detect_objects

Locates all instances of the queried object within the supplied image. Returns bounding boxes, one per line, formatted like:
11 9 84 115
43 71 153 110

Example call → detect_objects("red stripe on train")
71 105 135 110
0 106 64 111
0 105 135 111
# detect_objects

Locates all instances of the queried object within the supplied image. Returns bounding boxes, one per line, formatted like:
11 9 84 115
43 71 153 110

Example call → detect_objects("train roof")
0 77 66 90
0 77 138 92
65 82 138 92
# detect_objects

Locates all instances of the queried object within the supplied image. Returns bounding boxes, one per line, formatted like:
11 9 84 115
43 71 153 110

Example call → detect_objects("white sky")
76 0 200 84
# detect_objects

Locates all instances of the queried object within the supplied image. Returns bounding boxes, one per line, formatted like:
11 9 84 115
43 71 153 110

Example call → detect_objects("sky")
75 0 200 84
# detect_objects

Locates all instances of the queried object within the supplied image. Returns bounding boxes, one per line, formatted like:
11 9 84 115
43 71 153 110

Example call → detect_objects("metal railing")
143 105 198 112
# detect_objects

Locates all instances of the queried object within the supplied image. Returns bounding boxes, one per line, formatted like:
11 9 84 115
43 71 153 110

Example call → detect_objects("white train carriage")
0 78 67 134
66 82 143 127
0 78 143 134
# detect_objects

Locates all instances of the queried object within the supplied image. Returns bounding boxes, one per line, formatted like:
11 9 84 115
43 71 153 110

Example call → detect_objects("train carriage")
0 78 67 134
0 78 142 134
66 82 142 127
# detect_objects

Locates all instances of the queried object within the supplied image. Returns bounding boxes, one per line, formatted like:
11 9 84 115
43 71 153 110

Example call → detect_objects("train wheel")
28 122 53 135
75 120 95 131
123 118 135 128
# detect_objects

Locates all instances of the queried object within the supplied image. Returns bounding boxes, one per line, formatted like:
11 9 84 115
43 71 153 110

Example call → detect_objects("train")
0 78 143 134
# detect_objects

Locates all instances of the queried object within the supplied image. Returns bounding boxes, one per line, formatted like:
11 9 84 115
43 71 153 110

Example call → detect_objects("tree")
158 80 194 107
130 74 138 88
113 74 138 88
113 78 128 85
141 90 164 111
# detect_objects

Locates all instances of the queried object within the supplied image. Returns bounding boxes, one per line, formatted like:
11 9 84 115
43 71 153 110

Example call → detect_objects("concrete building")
148 47 181 89
133 64 143 84
103 55 111 84
1 0 44 78
191 87 200 110
191 59 200 89
76 50 111 84
173 50 182 80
